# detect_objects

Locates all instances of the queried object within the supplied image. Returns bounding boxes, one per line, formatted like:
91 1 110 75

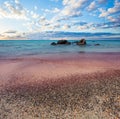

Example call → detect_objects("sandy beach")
0 53 120 119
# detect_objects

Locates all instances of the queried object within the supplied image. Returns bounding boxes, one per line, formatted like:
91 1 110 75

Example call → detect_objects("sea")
0 40 120 59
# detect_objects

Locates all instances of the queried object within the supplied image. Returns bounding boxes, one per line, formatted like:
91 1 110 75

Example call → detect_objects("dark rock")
76 39 86 45
51 42 57 45
57 40 71 45
94 43 100 46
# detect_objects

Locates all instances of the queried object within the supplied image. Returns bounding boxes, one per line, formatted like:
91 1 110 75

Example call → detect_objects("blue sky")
0 0 120 39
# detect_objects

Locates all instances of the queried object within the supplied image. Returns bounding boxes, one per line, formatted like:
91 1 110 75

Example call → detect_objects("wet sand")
0 53 120 119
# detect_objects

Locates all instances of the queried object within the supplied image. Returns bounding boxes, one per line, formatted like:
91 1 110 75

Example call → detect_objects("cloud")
43 7 60 14
63 0 87 7
93 21 120 29
0 0 28 19
87 1 97 11
98 0 107 4
0 35 26 40
99 0 120 18
4 30 17 34
61 7 82 18
99 8 108 17
73 21 87 26
77 22 94 30
38 16 51 27
107 16 118 22
15 0 20 4
30 11 39 19
52 8 60 13
34 6 38 10
0 0 119 37
39 16 46 22
62 0 87 17
77 25 88 30
75 19 120 31
0 30 27 40
27 31 120 40
1 30 120 40
51 0 88 22
62 24 71 30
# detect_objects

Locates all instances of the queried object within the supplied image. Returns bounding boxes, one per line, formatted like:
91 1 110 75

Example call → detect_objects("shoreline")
0 52 120 83
0 52 120 119
0 51 120 61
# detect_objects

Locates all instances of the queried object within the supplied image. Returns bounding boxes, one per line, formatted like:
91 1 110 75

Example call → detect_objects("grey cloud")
98 0 107 4
74 20 120 30
4 30 17 34
93 21 120 29
27 31 120 40
73 21 88 26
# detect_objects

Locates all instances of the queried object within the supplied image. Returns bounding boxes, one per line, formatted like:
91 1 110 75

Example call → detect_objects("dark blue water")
0 40 120 58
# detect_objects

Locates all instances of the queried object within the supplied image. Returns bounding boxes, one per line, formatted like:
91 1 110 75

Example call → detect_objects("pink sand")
0 53 120 88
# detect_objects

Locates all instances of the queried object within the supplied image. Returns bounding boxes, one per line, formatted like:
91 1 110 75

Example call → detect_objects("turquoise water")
0 40 120 58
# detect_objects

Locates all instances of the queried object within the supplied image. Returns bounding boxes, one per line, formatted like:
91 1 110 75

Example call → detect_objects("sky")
0 0 120 40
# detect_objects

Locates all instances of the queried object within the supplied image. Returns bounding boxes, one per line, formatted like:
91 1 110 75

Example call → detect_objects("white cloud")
0 0 42 33
88 1 96 11
108 3 120 14
34 6 38 10
61 6 82 18
77 22 96 30
51 0 87 22
0 0 119 36
53 23 60 29
107 16 117 22
62 0 87 16
77 25 88 30
43 9 51 13
99 0 120 17
30 11 39 19
0 1 28 19
43 8 60 14
40 16 46 22
15 0 20 4
63 0 87 7
62 24 71 30
0 30 27 40
99 8 108 17
107 15 120 22
52 8 60 13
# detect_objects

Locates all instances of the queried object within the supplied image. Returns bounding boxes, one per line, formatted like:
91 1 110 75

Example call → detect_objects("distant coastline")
0 31 120 40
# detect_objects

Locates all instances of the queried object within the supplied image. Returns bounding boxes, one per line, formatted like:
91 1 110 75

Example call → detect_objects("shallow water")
0 40 120 59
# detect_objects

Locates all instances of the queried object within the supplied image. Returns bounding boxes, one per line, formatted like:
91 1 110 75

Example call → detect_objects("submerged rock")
51 42 57 45
51 40 71 45
94 43 100 46
50 39 87 46
76 39 86 45
57 40 71 45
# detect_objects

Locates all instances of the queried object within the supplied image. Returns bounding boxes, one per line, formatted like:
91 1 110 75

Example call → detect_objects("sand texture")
0 53 120 119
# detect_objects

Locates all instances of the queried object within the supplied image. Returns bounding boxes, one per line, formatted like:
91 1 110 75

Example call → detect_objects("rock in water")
77 39 86 45
51 42 57 45
94 43 100 46
57 40 71 45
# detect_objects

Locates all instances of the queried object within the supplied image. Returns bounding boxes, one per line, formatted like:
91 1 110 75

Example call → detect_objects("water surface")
0 40 120 59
